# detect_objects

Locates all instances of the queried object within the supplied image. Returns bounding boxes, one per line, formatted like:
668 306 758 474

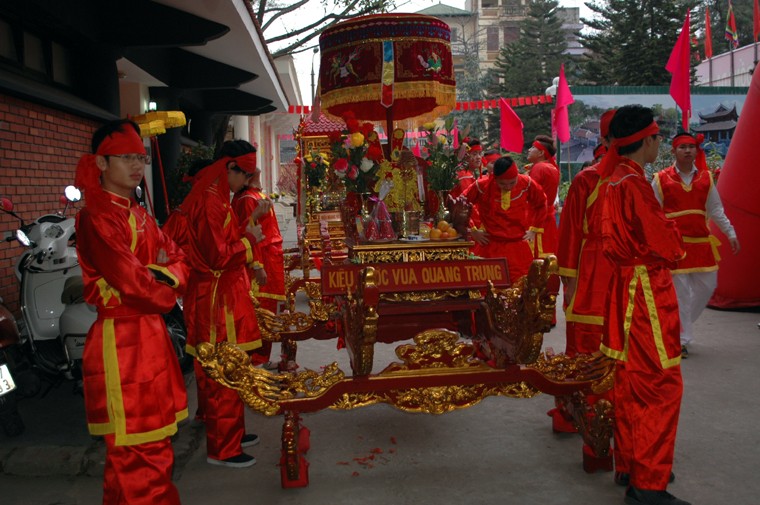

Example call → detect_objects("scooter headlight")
15 230 31 247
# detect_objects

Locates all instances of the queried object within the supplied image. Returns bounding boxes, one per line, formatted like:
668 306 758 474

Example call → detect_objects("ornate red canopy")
318 13 456 128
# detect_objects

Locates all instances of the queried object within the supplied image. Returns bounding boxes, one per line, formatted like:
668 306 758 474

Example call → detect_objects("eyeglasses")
109 154 151 164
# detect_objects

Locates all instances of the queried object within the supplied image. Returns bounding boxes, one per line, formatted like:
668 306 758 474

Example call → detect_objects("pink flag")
552 64 574 143
499 98 524 153
666 11 692 131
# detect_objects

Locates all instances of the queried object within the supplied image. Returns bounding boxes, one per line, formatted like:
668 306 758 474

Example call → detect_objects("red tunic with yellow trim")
557 166 615 335
76 192 189 446
601 160 685 367
231 188 285 309
653 167 719 273
182 184 262 355
527 161 560 258
462 174 547 281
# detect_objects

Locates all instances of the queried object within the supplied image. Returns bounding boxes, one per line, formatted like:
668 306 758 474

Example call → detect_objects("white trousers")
672 271 718 345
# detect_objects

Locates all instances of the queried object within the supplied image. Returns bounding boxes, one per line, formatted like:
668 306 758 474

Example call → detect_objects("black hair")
492 156 515 177
609 105 654 156
533 135 556 156
465 137 481 148
91 119 141 154
188 159 213 178
217 139 257 159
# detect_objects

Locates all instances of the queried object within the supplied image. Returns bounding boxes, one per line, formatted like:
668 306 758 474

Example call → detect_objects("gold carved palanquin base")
201 255 616 488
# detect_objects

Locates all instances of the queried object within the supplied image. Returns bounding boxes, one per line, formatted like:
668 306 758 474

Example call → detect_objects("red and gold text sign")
321 259 509 296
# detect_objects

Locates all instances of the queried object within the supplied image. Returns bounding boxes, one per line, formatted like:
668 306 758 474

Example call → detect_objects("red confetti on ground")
389 448 396 454
352 471 360 477
336 461 350 465
390 436 397 444
370 447 383 454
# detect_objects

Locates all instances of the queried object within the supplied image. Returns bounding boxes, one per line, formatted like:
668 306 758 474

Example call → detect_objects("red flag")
552 64 574 143
754 0 760 42
667 11 692 131
499 98 524 153
726 1 739 49
705 8 713 58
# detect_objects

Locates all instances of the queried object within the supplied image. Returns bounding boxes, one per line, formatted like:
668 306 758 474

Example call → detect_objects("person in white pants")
651 133 740 357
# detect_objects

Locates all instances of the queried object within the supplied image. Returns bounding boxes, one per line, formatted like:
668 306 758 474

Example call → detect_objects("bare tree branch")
250 0 394 58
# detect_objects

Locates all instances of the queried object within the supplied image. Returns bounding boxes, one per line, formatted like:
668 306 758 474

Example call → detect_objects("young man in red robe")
180 144 265 468
75 119 189 504
651 133 740 358
462 156 547 283
551 110 616 435
226 140 285 370
600 105 689 505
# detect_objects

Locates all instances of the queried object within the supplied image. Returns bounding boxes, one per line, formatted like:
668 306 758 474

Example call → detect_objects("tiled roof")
416 2 472 16
302 113 345 135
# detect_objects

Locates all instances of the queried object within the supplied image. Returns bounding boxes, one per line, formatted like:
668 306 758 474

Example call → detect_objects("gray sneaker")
207 453 256 468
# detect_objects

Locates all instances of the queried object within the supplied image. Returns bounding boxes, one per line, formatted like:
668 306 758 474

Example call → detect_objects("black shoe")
681 345 689 359
625 486 690 505
615 472 675 487
207 453 256 468
241 433 260 448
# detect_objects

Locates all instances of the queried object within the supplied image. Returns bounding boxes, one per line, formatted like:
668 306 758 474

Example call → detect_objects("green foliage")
485 0 569 150
169 143 215 209
303 151 329 188
578 0 697 86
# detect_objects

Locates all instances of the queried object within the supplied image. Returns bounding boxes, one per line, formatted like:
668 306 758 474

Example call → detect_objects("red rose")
346 118 360 133
333 158 349 172
293 156 302 167
347 165 359 180
327 131 343 144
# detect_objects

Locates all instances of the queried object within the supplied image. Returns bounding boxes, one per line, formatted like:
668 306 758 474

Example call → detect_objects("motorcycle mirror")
0 197 13 212
15 229 32 247
64 185 81 203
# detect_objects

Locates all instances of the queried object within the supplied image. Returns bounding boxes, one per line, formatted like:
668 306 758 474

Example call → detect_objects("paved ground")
1 200 758 504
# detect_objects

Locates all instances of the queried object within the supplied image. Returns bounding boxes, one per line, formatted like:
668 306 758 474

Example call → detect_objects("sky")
282 0 593 105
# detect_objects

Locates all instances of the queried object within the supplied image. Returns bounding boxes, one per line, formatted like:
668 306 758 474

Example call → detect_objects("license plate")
0 363 17 396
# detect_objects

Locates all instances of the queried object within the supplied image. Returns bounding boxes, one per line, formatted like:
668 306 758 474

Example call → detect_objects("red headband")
76 127 146 212
612 122 660 148
468 144 483 153
600 109 617 138
672 133 708 171
494 163 518 180
672 134 700 148
532 140 558 169
599 121 660 179
232 152 258 174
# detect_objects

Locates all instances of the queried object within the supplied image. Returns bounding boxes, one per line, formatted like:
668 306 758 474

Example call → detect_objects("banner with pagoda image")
561 86 748 166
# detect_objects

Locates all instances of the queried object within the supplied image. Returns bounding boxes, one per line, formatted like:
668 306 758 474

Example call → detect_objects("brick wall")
0 94 100 315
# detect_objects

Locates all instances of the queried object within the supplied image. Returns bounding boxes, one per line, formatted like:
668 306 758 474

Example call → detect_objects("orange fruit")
429 228 442 239
448 229 458 238
437 220 449 231
440 231 450 239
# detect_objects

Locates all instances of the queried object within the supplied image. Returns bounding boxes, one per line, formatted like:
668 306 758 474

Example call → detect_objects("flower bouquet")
329 115 383 194
303 151 329 189
421 118 467 192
